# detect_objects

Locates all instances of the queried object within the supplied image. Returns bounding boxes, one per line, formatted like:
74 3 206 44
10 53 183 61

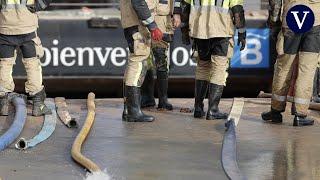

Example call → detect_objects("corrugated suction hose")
71 92 101 172
0 94 27 151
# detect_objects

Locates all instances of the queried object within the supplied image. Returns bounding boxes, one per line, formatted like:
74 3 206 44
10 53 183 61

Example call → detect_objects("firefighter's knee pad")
153 47 169 72
195 59 211 81
0 57 16 94
22 57 43 95
210 56 229 86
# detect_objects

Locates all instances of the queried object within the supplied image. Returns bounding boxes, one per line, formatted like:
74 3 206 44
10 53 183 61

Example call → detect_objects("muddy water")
0 98 319 180
85 170 111 180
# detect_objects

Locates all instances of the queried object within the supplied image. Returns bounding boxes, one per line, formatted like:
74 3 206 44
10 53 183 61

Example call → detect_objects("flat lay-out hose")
0 95 27 151
221 98 246 180
15 100 57 150
71 93 101 173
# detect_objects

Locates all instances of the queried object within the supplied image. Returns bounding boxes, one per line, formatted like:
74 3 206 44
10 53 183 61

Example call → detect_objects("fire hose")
0 94 27 151
15 100 57 150
258 91 320 111
221 98 246 180
55 97 77 128
71 92 101 173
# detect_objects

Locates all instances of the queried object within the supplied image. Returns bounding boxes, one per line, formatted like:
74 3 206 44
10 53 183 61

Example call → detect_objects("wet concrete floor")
0 98 320 180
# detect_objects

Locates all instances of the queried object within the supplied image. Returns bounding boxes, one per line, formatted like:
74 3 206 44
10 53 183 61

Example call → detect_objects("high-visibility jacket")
281 0 320 27
0 0 38 35
120 0 181 29
184 0 243 39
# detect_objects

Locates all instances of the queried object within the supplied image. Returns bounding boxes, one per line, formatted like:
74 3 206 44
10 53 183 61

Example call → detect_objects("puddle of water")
85 170 111 180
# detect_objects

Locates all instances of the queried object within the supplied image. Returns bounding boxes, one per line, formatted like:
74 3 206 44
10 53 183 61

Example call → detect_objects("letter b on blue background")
286 5 315 33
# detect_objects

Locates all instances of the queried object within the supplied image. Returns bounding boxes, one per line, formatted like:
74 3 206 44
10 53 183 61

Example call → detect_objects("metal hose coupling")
15 100 57 150
71 92 101 173
0 93 27 151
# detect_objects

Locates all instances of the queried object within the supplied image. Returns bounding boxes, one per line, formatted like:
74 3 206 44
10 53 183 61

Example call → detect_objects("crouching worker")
0 0 52 116
120 0 164 122
181 0 246 120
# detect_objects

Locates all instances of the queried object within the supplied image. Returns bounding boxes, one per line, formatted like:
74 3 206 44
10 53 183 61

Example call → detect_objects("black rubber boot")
122 103 128 121
0 94 9 116
261 109 283 123
194 80 208 118
313 67 320 103
313 96 320 103
293 116 314 126
141 69 156 108
122 84 128 121
124 86 155 122
206 83 228 120
31 88 52 116
157 71 173 110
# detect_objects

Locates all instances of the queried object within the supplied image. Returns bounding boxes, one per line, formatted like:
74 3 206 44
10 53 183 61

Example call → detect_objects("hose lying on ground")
221 98 246 180
55 97 77 128
15 100 57 150
0 94 27 151
71 92 101 173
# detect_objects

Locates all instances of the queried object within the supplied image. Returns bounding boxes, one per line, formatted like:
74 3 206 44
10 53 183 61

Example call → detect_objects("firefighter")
120 0 165 122
140 0 182 111
181 0 246 120
262 0 320 126
0 0 52 116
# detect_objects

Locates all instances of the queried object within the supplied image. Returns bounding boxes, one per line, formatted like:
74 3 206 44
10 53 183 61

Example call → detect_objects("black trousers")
0 32 37 59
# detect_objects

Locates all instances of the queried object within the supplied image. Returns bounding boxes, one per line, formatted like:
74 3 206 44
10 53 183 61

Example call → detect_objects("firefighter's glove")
238 31 246 51
27 5 37 13
27 0 52 13
151 28 163 42
231 5 246 51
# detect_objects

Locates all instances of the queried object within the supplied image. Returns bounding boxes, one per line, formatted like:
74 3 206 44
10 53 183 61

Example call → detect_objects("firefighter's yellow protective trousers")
271 27 320 116
124 29 151 87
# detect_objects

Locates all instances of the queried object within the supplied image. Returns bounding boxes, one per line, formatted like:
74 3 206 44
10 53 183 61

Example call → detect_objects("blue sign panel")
231 28 270 68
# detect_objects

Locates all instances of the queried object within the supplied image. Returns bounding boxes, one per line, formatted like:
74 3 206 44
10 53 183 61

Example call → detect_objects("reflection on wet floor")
0 98 319 180
240 100 320 180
